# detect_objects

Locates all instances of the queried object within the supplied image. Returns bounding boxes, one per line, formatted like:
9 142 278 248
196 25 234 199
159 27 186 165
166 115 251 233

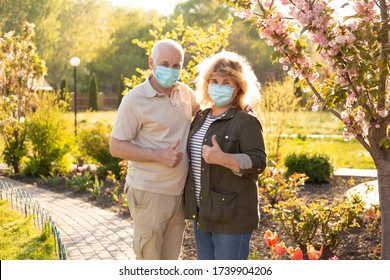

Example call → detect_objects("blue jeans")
193 222 252 260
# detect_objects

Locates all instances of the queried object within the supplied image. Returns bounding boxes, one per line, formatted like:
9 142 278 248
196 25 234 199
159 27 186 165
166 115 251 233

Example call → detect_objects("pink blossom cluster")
279 0 366 95
377 110 388 118
258 8 321 83
345 93 357 109
279 0 290 5
311 94 321 112
352 0 379 22
342 107 371 140
261 11 287 39
288 1 330 30
237 0 260 19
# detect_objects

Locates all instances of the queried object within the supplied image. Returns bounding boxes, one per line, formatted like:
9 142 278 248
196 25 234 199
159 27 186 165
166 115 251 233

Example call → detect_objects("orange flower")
307 245 324 260
274 242 287 255
287 246 303 260
264 230 278 247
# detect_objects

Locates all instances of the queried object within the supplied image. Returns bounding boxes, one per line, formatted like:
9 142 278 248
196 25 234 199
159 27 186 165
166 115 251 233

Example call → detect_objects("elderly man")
110 39 199 260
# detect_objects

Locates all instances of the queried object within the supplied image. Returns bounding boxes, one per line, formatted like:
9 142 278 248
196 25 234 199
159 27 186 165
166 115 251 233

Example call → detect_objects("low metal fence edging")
0 179 68 260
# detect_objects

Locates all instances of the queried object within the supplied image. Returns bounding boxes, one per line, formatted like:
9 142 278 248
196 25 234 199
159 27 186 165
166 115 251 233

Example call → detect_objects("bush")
24 93 74 176
258 161 308 206
284 152 334 183
77 122 121 178
65 172 92 193
264 193 365 253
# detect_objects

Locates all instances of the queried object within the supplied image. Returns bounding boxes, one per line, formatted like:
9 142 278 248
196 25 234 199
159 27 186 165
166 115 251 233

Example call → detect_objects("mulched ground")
7 174 381 260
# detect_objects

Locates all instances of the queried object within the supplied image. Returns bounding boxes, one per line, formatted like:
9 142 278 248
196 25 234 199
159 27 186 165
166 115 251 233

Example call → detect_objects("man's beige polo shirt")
111 75 198 196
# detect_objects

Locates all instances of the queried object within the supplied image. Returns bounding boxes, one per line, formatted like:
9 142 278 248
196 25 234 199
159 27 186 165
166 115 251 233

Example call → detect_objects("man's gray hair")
150 39 184 62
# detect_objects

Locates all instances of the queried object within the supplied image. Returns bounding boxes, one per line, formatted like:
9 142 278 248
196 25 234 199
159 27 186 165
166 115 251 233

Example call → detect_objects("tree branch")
305 78 342 121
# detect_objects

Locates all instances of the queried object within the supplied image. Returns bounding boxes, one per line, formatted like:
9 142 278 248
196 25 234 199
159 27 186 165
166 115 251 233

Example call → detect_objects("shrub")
284 152 335 183
258 161 308 206
88 175 104 198
65 172 92 192
263 193 365 253
24 92 74 176
77 122 121 178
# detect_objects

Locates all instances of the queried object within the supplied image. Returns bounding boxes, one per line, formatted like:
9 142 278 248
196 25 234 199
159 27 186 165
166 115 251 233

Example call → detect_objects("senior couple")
110 39 267 260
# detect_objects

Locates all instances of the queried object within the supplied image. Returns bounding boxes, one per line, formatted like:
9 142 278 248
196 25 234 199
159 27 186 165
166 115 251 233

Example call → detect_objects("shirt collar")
144 73 179 98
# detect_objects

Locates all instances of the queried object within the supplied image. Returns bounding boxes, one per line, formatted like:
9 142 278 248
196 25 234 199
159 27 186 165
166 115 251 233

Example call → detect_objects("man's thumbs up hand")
159 139 183 167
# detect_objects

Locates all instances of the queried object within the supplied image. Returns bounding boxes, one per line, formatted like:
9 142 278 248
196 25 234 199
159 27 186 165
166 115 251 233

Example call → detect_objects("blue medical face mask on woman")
155 65 181 88
207 83 235 107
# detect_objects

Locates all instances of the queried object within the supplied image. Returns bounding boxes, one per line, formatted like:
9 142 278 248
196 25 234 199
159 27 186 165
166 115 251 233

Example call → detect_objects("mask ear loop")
232 88 243 107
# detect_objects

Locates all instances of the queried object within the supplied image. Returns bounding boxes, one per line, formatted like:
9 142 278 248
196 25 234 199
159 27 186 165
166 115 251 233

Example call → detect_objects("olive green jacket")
184 107 267 234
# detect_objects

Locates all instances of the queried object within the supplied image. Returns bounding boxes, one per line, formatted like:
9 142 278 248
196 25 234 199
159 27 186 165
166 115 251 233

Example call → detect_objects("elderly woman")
184 51 267 260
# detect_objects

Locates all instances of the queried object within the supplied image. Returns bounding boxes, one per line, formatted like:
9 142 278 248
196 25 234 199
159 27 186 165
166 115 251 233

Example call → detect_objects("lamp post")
70 57 80 136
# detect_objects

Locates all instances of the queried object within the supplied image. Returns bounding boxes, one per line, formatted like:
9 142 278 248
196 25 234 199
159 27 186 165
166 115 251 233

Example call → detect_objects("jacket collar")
201 106 239 120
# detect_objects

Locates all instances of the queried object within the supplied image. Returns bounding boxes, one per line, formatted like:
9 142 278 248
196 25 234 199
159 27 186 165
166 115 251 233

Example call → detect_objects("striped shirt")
189 112 225 206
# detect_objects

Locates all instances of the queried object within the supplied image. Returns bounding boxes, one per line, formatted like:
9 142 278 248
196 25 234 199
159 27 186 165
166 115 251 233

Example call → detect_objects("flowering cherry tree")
0 22 46 173
224 0 389 259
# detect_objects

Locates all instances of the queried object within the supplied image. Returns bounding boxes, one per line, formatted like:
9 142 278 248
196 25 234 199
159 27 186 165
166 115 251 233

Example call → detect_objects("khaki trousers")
126 186 185 260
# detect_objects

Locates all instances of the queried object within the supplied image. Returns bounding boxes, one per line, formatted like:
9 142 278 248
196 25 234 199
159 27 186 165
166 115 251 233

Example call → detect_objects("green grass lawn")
63 110 118 127
0 200 57 260
263 110 375 168
277 137 374 169
282 111 344 136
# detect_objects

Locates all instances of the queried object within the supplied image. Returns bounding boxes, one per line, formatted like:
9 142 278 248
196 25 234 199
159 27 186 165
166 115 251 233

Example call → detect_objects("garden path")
0 176 136 260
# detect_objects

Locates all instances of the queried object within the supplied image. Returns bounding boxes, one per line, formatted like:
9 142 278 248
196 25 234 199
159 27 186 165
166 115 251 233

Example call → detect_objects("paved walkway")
0 176 136 260
334 168 377 177
0 168 378 260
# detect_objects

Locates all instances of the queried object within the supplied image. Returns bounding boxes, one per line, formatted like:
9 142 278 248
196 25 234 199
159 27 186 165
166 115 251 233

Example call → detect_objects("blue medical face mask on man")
154 65 181 88
207 83 235 107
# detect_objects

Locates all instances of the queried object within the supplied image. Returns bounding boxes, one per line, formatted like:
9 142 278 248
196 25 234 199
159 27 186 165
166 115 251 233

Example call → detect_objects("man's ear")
148 57 154 70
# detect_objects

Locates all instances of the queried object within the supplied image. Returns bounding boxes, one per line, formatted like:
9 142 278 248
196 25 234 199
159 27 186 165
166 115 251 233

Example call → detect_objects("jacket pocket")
205 188 238 224
214 131 239 152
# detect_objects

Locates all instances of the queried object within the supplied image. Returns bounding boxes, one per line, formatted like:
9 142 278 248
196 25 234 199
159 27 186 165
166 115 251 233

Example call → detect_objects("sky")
110 0 187 15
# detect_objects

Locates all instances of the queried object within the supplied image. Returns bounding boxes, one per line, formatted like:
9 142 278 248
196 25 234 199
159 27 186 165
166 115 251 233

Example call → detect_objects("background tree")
88 73 98 111
254 77 302 159
126 14 234 90
1 0 118 91
225 0 390 259
88 8 156 94
173 0 285 83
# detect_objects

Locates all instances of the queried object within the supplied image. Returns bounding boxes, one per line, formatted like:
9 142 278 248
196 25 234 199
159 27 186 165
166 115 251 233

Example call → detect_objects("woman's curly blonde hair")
195 51 261 109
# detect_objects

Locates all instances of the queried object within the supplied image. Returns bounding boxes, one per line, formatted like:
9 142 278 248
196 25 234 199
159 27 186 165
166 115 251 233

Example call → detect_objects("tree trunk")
375 159 390 259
